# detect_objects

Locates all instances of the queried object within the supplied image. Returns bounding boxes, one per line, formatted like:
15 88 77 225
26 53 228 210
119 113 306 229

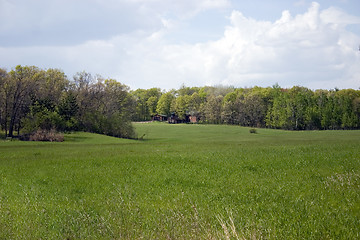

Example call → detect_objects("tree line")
1 65 360 140
0 66 134 139
132 85 360 130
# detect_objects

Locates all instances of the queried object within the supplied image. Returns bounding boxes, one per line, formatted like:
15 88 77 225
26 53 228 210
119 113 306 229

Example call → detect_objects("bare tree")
5 66 41 137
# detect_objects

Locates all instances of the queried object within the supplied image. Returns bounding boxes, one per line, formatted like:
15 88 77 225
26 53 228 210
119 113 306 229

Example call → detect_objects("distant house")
152 114 168 122
168 113 185 124
189 115 197 123
168 113 197 124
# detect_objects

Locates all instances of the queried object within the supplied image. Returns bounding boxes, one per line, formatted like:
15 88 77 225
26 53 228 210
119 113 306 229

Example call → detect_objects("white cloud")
126 0 231 17
143 2 360 89
0 1 359 90
321 6 360 26
0 0 231 47
110 2 360 89
294 0 307 7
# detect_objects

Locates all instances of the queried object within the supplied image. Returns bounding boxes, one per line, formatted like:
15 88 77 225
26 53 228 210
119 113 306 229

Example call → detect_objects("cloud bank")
0 1 359 90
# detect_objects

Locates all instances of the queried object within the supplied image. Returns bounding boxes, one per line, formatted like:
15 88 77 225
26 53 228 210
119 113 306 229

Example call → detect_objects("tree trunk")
8 116 15 137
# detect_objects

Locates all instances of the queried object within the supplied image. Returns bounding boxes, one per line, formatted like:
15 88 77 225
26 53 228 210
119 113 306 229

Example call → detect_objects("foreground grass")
0 124 359 239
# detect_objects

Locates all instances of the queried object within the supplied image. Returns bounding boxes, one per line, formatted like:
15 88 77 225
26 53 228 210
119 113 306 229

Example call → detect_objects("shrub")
29 129 64 142
249 128 257 134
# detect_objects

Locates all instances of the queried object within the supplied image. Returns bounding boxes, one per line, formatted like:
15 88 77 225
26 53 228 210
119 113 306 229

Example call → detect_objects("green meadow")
0 123 359 239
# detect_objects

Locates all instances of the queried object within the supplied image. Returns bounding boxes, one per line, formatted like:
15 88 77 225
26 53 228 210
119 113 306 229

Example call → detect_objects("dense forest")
1 65 360 140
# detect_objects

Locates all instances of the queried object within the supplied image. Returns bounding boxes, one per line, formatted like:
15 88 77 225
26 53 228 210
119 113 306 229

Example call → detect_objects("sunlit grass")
0 124 359 239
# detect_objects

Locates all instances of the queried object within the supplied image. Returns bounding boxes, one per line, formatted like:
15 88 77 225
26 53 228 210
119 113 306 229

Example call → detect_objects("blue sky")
0 0 359 90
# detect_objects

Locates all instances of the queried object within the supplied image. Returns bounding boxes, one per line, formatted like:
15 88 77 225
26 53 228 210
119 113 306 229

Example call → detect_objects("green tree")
0 68 9 137
353 96 360 126
71 72 134 138
188 92 202 117
266 91 290 129
288 86 313 130
6 65 42 137
102 79 135 138
221 91 238 125
202 95 223 124
174 95 191 120
147 96 158 116
242 93 267 127
131 88 161 121
22 99 63 133
156 92 174 116
336 89 360 129
38 68 69 104
23 68 70 133
58 92 79 131
177 85 196 96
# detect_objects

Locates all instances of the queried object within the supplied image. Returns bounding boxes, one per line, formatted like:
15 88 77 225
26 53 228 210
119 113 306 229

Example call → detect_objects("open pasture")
0 123 359 239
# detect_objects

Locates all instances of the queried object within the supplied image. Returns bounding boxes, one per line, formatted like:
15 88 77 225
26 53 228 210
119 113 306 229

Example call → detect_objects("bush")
249 128 257 134
29 129 64 142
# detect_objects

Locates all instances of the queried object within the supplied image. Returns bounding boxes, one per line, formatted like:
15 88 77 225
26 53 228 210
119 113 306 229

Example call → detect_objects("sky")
0 0 360 90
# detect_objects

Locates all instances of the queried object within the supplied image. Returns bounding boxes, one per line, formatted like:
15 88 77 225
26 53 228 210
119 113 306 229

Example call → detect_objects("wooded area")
0 66 134 139
131 83 360 130
1 65 360 139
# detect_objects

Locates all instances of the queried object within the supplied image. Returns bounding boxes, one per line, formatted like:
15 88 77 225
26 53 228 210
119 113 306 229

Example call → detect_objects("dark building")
168 113 197 124
152 114 168 122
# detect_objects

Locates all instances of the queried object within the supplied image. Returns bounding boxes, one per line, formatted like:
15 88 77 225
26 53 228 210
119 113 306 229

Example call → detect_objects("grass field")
0 123 359 239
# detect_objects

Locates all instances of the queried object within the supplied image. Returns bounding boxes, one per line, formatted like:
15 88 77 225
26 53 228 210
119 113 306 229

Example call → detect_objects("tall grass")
0 125 359 239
